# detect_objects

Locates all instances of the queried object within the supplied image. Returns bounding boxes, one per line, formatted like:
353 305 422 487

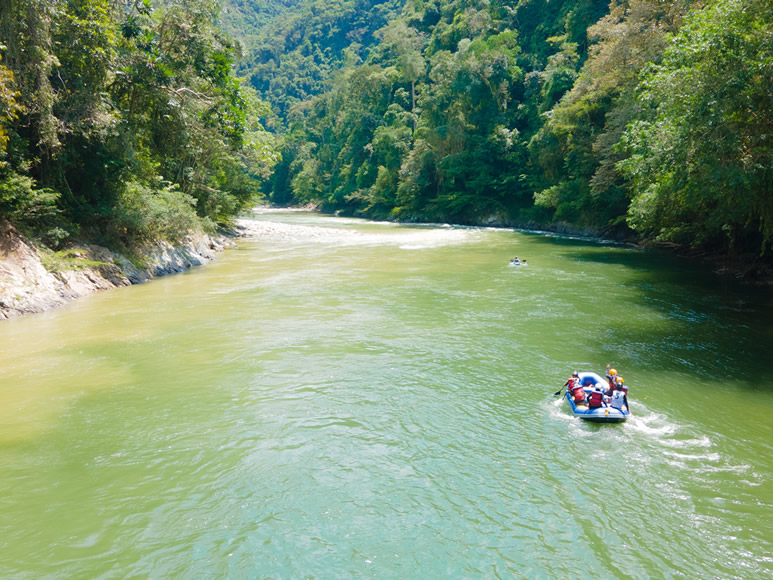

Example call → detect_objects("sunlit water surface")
2 211 772 578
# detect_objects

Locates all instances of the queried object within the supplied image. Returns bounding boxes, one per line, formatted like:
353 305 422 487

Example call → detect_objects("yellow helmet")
618 376 624 383
610 368 618 376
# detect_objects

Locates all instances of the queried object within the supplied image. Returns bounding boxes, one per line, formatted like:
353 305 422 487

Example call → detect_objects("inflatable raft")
564 371 630 423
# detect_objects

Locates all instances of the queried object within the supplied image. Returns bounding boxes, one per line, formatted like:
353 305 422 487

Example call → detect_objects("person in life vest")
571 382 586 404
564 372 586 404
609 374 627 395
564 372 579 395
616 376 629 406
608 388 627 411
608 375 629 410
587 386 606 409
605 364 618 395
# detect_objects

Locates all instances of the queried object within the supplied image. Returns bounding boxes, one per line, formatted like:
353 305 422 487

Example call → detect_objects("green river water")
2 210 773 578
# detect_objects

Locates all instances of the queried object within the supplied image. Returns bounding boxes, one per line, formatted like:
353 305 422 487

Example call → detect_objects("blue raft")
564 371 630 423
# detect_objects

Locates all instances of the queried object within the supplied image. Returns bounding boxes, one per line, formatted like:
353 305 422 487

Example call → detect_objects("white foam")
626 412 679 437
236 218 477 249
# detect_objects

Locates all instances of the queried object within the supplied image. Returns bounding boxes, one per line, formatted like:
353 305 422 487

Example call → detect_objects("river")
2 210 772 578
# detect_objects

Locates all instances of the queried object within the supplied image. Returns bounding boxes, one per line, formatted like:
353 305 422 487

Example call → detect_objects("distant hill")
216 0 773 261
219 0 406 119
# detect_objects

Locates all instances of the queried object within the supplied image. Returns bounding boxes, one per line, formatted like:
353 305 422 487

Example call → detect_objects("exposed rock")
0 219 234 320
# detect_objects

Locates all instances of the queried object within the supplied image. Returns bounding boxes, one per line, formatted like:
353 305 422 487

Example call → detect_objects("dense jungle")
0 0 771 268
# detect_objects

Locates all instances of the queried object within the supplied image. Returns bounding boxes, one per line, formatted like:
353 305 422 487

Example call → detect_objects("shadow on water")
526 235 773 391
574 247 769 302
525 232 765 295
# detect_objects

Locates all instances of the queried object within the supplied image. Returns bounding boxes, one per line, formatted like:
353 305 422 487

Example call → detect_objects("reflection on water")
1 211 772 577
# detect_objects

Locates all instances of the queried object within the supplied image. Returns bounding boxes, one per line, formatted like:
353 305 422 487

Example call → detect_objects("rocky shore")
0 219 234 320
4 208 769 321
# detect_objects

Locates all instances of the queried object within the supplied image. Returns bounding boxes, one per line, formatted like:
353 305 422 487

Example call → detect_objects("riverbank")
0 220 234 320
4 207 769 321
278 204 773 287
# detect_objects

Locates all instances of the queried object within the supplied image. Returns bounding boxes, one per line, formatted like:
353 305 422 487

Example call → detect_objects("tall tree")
0 48 21 158
620 0 773 253
530 0 691 232
0 0 277 247
0 0 62 170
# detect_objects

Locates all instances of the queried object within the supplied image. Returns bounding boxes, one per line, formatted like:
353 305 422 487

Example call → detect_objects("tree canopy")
222 0 772 257
620 0 773 252
0 0 276 248
2 0 770 259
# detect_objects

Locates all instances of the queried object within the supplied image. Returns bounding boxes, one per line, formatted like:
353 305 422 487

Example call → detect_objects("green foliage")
225 0 406 118
0 169 66 245
218 0 773 260
40 248 109 273
0 0 278 250
619 0 773 253
0 170 58 219
0 0 62 159
0 51 21 157
112 181 201 246
527 0 694 234
1 0 767 261
257 1 537 223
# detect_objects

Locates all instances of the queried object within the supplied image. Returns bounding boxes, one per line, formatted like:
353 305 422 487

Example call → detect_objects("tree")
531 0 693 232
0 0 277 247
620 0 773 253
0 0 62 169
0 48 21 158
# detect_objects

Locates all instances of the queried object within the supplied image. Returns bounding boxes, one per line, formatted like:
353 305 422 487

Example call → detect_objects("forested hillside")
224 0 772 259
223 0 406 120
0 0 276 250
1 0 770 262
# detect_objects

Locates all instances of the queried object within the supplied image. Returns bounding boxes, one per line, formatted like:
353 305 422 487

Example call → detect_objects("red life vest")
571 385 585 403
588 390 604 408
